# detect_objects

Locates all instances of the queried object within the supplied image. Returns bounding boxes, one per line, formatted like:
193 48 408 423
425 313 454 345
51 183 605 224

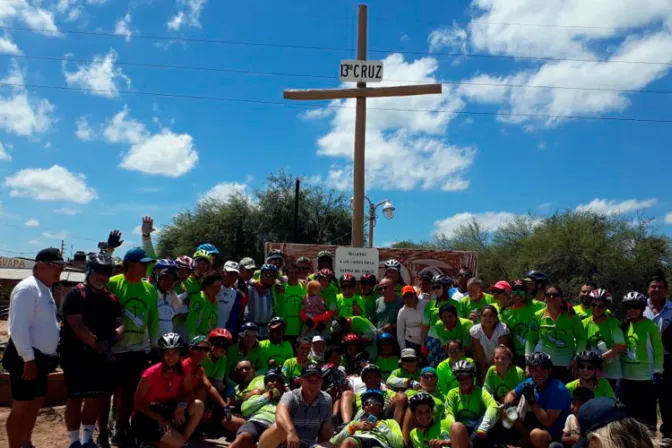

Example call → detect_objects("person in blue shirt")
504 352 570 447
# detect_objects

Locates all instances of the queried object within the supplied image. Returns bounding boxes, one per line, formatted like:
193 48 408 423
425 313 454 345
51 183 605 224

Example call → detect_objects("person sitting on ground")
202 328 233 394
330 389 403 448
402 367 446 446
375 332 400 380
469 305 510 384
227 322 261 374
504 352 571 448
387 348 422 392
230 361 264 413
282 337 313 388
131 333 205 448
258 317 293 374
560 387 594 447
258 364 334 448
342 334 366 375
409 392 451 448
442 360 498 448
321 362 352 424
436 340 475 399
483 345 525 404
343 364 401 425
229 369 288 448
309 335 327 365
565 351 615 398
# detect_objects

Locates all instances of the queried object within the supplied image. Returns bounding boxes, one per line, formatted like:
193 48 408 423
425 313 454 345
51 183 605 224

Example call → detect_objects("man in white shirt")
3 248 64 448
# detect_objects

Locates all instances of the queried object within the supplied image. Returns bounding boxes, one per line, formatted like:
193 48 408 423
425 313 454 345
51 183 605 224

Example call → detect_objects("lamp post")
352 196 396 248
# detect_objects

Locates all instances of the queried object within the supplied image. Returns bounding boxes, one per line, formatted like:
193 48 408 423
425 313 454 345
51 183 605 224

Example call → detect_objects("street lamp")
352 196 396 247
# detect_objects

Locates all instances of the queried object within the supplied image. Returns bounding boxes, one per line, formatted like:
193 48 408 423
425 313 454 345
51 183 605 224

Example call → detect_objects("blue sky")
0 0 672 258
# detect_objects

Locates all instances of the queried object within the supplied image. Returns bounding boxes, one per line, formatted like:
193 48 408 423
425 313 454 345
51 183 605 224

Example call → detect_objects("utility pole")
60 240 65 257
293 179 300 242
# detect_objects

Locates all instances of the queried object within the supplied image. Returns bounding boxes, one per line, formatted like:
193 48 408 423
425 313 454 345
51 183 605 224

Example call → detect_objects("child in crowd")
300 280 333 337
561 387 595 447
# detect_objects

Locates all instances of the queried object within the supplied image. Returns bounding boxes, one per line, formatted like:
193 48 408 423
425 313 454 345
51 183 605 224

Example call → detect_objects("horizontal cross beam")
283 83 442 101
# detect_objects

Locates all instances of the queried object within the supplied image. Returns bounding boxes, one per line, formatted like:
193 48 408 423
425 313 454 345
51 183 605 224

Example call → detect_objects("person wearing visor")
490 280 512 312
181 249 212 296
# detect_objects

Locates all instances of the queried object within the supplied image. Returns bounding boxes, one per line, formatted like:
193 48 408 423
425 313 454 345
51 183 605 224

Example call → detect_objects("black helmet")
86 252 114 276
622 291 647 308
268 316 286 329
264 368 287 385
431 274 452 286
360 363 382 379
409 392 435 412
575 350 603 366
360 273 378 285
158 332 186 352
525 270 549 284
240 322 260 335
452 360 477 377
420 271 434 281
526 352 553 368
321 363 347 390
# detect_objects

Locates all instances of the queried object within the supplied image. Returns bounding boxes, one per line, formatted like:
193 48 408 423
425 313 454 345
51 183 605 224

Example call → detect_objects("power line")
3 24 672 67
2 80 672 124
7 53 672 96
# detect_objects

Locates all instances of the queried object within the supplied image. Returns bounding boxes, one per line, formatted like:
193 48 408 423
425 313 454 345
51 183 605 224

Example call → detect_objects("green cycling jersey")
483 365 526 403
501 301 545 356
565 378 615 398
443 386 498 436
526 309 587 367
582 315 625 379
410 420 451 448
622 318 664 381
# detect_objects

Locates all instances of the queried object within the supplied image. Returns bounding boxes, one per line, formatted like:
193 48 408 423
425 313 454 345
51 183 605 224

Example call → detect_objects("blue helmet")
197 243 219 255
377 332 394 344
260 263 279 273
239 322 259 335
155 258 178 271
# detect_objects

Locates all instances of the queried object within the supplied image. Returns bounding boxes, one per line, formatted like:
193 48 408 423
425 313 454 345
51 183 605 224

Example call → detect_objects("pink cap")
491 280 511 293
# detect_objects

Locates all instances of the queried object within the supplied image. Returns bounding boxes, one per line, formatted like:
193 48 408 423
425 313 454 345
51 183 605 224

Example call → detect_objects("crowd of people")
3 216 671 448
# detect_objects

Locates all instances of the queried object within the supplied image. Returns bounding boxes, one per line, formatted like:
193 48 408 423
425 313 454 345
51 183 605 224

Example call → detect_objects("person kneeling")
330 389 403 448
131 333 204 448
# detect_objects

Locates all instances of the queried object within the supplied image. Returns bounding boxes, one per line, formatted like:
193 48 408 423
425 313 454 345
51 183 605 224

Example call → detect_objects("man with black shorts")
60 253 123 448
4 248 63 448
230 369 288 448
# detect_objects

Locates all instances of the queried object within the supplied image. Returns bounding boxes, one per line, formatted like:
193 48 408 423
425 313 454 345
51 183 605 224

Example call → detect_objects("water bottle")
597 341 613 364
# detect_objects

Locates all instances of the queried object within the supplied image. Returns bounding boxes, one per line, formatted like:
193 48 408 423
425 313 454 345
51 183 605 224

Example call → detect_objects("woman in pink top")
131 333 204 448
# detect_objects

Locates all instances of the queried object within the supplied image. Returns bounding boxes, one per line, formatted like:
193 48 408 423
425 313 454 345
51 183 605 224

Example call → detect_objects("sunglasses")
362 399 383 407
511 290 526 295
192 346 209 352
491 288 505 294
590 303 606 309
422 374 437 380
544 292 561 299
579 363 596 370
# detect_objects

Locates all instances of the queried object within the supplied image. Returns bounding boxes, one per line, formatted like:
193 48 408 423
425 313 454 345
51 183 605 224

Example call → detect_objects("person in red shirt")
131 333 204 447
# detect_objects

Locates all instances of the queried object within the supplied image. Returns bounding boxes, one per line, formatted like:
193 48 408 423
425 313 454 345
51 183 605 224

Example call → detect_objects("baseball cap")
421 367 437 376
511 279 526 292
301 363 322 378
401 285 416 296
223 261 240 273
239 257 257 270
312 335 325 343
35 248 65 264
491 280 511 293
401 348 418 360
574 397 629 448
123 247 153 263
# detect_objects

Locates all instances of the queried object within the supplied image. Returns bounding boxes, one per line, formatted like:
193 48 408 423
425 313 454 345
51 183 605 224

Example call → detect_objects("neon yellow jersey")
526 309 587 367
443 386 498 434
435 317 473 347
483 365 525 403
186 292 218 341
336 293 366 318
565 378 615 398
458 293 494 322
257 340 293 374
107 274 159 352
272 282 306 336
410 420 450 448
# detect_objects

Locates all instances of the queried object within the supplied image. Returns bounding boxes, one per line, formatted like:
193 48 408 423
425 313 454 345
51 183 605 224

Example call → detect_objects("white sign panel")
335 247 380 278
0 257 35 270
339 60 384 83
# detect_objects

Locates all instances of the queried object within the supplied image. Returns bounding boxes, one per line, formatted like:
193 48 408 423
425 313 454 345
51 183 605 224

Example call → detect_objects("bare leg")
222 415 246 435
341 391 355 422
258 423 287 448
401 408 417 447
65 398 83 431
158 430 186 448
529 428 552 448
182 399 205 441
6 399 38 448
450 422 469 448
230 431 256 448
392 393 407 426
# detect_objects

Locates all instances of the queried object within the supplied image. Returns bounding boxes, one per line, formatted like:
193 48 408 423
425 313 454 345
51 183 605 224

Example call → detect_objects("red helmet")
208 328 232 343
360 273 377 285
340 273 356 287
317 268 333 279
343 333 360 344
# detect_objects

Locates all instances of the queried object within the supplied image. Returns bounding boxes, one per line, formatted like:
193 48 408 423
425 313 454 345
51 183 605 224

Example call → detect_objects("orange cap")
401 285 416 296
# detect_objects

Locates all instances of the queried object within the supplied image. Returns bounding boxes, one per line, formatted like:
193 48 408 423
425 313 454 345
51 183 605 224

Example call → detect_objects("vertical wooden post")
351 4 367 248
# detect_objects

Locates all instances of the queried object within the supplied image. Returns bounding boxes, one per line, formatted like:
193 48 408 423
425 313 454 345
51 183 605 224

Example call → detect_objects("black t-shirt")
60 284 122 353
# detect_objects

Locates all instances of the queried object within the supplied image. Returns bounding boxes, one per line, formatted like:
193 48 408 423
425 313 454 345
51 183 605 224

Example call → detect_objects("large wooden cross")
284 4 442 248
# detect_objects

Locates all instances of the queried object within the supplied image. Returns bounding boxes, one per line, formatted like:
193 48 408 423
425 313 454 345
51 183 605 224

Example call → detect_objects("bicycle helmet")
360 389 385 406
409 392 435 412
190 335 208 347
317 268 333 279
155 258 178 272
266 249 285 263
321 363 347 390
575 350 603 366
176 255 193 270
452 360 477 377
192 250 211 263
430 274 452 286
360 363 382 379
317 251 333 261
376 332 394 345
239 322 260 335
264 368 287 385
343 333 360 344
197 243 219 255
588 288 612 303
420 271 434 281
208 328 233 345
85 252 114 276
340 273 356 287
622 291 647 307
360 273 378 285
260 263 279 274
268 316 286 329
526 352 553 368
112 256 123 267
158 332 186 352
384 259 401 271
525 270 549 284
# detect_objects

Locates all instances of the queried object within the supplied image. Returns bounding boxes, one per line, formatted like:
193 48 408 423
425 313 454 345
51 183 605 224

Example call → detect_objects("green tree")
157 170 352 262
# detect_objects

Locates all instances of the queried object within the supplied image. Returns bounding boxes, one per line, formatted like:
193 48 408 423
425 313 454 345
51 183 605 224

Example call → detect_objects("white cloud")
132 224 161 235
308 53 476 191
442 177 470 191
167 0 207 30
75 117 94 141
200 182 252 203
56 0 82 22
0 60 55 137
63 49 131 97
114 13 133 42
0 142 10 161
53 207 80 215
428 22 467 53
24 218 39 227
665 213 672 225
3 165 98 203
444 0 672 127
434 211 519 237
101 106 198 177
27 239 42 245
86 0 108 4
0 35 21 55
42 230 68 240
0 1 59 35
575 198 657 215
